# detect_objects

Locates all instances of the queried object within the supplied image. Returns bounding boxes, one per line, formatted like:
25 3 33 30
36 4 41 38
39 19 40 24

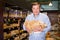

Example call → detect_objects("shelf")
52 35 60 40
3 23 19 29
4 30 28 40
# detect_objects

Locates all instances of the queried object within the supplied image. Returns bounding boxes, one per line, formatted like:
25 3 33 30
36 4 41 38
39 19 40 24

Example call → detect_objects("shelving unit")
46 13 60 40
3 7 29 40
3 17 20 40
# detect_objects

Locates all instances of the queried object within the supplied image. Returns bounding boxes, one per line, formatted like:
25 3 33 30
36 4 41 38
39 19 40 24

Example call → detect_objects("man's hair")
31 2 40 8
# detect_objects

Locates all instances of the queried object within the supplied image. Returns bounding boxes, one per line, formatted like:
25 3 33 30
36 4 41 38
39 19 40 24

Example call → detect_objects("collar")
32 13 41 18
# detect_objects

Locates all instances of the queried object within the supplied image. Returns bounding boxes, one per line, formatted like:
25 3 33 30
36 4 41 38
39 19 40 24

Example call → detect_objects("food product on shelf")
3 24 8 29
11 23 19 27
20 30 24 33
20 33 28 39
4 32 11 39
20 30 29 40
46 37 55 40
10 30 19 36
14 36 20 40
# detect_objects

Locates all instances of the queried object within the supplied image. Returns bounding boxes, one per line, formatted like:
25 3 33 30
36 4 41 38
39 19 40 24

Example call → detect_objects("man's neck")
34 13 39 17
34 14 38 17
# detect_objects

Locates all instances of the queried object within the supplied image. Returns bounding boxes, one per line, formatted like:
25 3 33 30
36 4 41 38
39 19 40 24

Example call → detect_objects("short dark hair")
31 2 40 8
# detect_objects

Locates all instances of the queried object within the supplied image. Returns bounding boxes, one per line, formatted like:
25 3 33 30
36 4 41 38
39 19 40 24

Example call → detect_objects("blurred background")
0 0 60 40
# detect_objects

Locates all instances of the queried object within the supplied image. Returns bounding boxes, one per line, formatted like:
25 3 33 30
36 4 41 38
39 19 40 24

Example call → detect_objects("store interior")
0 0 60 40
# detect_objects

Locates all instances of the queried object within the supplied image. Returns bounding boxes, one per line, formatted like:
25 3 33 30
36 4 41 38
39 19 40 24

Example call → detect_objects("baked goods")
10 30 19 36
24 20 47 33
14 36 20 40
4 32 11 39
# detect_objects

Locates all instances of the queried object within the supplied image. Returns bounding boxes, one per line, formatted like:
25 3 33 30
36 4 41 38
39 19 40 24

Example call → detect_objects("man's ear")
31 8 33 12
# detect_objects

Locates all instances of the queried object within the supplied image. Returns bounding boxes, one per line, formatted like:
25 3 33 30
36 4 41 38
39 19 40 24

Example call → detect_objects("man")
23 2 51 40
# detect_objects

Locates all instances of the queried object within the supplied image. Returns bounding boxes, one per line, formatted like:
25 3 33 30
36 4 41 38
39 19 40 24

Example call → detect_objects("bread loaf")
24 20 47 33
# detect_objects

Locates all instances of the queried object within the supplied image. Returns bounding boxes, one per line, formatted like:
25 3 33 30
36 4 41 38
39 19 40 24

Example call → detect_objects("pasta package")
24 20 47 33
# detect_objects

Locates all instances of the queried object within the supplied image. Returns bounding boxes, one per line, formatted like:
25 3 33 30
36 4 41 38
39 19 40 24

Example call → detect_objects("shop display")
3 18 20 40
3 7 29 40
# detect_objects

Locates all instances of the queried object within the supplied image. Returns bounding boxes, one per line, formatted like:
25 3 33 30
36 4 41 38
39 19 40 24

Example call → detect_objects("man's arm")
23 16 30 33
42 16 51 34
23 16 29 30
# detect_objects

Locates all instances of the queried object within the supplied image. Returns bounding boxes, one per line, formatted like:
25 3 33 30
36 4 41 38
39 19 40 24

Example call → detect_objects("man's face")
32 5 40 15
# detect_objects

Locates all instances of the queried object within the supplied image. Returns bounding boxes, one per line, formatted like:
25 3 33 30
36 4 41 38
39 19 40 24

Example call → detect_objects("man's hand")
33 25 43 32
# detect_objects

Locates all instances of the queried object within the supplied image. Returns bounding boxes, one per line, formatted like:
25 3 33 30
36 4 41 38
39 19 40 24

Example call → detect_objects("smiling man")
23 2 51 40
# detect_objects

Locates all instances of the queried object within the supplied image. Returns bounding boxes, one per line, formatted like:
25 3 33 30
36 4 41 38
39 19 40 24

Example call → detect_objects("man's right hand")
33 26 43 32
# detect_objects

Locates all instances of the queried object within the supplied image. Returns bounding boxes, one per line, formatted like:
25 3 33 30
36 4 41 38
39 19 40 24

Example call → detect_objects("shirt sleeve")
43 15 51 34
23 16 29 30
